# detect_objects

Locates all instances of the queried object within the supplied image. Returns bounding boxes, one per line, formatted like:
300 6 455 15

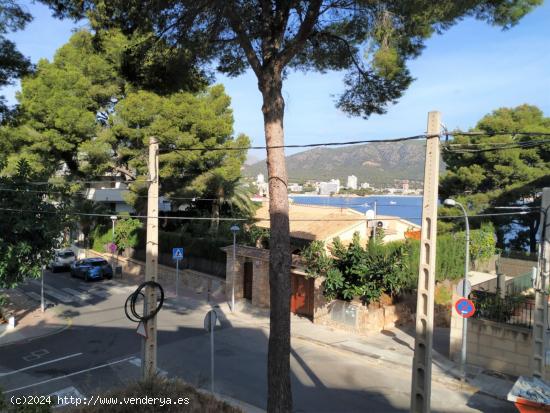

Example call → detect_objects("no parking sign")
454 298 476 318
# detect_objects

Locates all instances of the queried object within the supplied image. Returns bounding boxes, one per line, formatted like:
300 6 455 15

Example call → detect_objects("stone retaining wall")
79 248 225 298
314 298 413 334
450 293 532 377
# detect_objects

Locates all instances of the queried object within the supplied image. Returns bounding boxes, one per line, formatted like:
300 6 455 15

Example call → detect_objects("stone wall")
225 255 244 304
450 294 532 377
499 257 537 278
314 297 413 334
80 248 225 299
252 260 270 308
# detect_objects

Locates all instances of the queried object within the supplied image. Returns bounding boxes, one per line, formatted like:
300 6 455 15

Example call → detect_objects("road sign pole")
461 205 470 382
41 265 45 313
176 259 179 298
210 309 215 393
232 231 236 312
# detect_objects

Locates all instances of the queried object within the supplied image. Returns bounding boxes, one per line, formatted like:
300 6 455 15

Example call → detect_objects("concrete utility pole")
532 187 549 379
142 136 159 380
411 111 441 413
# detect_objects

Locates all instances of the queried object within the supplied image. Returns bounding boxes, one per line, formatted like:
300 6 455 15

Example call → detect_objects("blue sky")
3 1 550 161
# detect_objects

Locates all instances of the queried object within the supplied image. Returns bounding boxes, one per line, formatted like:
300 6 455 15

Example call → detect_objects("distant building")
255 173 268 197
347 175 358 190
288 183 303 192
360 182 371 189
319 181 339 195
84 181 172 213
402 180 409 192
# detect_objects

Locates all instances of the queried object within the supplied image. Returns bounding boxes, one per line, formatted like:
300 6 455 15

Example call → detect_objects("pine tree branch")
221 0 262 77
279 0 323 67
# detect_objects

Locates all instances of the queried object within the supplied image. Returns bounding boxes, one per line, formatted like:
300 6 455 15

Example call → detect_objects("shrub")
406 223 497 281
301 240 332 279
64 377 242 413
113 216 142 253
90 224 112 253
305 233 411 304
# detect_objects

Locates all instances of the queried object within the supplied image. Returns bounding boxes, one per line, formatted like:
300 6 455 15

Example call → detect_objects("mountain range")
244 140 444 186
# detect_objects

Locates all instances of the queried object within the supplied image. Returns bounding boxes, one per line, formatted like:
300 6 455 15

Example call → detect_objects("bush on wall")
301 223 496 303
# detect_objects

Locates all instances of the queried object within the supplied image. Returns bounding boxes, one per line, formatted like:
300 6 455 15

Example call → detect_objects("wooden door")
243 261 253 300
291 273 314 318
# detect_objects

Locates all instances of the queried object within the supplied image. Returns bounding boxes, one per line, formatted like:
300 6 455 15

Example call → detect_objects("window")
58 251 75 258
91 260 107 267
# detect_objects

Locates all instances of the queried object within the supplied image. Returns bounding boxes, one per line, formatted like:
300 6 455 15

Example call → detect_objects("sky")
3 1 550 162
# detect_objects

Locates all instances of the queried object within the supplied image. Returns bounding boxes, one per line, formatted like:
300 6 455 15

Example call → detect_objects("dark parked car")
70 258 113 281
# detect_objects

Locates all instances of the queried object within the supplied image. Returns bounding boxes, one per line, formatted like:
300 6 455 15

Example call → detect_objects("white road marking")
42 287 74 303
25 292 53 307
3 356 135 393
61 288 91 301
107 286 132 295
0 353 83 377
84 288 109 298
22 349 50 362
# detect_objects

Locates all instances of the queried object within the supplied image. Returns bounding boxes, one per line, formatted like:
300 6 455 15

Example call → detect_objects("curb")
0 312 72 348
292 332 506 401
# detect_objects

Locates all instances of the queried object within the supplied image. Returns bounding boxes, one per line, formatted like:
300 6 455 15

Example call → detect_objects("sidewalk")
214 300 516 403
0 287 69 347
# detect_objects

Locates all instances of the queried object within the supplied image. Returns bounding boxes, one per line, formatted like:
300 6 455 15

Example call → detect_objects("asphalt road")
0 270 517 412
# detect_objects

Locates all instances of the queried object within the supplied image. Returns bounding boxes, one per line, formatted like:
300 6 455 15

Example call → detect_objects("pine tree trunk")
210 186 223 234
260 67 292 413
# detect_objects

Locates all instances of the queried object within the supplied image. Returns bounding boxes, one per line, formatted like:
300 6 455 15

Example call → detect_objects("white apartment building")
319 181 340 195
347 175 358 190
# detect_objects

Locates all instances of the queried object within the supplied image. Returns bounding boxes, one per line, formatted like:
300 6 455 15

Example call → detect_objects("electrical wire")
124 281 164 323
442 138 550 154
447 131 550 137
158 134 429 152
158 130 550 153
0 186 425 206
12 179 149 186
0 206 536 222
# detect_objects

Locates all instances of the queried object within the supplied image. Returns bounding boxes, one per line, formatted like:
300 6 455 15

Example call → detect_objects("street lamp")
230 224 240 312
444 198 469 381
110 215 118 270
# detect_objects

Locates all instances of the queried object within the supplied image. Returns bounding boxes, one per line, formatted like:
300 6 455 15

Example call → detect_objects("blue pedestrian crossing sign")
172 247 184 261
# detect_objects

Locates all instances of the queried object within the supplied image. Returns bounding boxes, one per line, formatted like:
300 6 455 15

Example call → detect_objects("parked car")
48 249 76 272
70 258 113 281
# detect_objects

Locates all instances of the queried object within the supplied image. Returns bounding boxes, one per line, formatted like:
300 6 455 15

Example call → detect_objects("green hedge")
90 224 113 253
406 224 496 282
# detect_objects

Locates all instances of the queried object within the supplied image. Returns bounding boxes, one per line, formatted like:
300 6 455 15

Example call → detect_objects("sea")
289 195 423 225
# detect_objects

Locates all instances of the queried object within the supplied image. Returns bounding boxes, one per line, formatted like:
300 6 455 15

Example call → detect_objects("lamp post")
444 198 469 381
110 215 117 270
230 224 240 312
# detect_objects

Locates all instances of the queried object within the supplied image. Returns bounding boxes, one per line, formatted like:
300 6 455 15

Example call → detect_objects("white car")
49 249 76 272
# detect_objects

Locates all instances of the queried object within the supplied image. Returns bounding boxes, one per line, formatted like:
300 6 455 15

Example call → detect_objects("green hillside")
244 140 443 186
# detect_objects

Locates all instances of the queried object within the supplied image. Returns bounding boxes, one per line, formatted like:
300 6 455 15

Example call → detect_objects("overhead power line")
0 206 536 222
160 134 429 152
157 131 550 152
443 138 550 154
448 131 550 137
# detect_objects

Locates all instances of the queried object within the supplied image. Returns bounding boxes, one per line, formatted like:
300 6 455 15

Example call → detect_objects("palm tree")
209 178 258 234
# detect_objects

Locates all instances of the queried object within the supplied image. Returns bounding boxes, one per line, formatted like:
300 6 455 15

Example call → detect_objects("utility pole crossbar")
411 111 441 413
